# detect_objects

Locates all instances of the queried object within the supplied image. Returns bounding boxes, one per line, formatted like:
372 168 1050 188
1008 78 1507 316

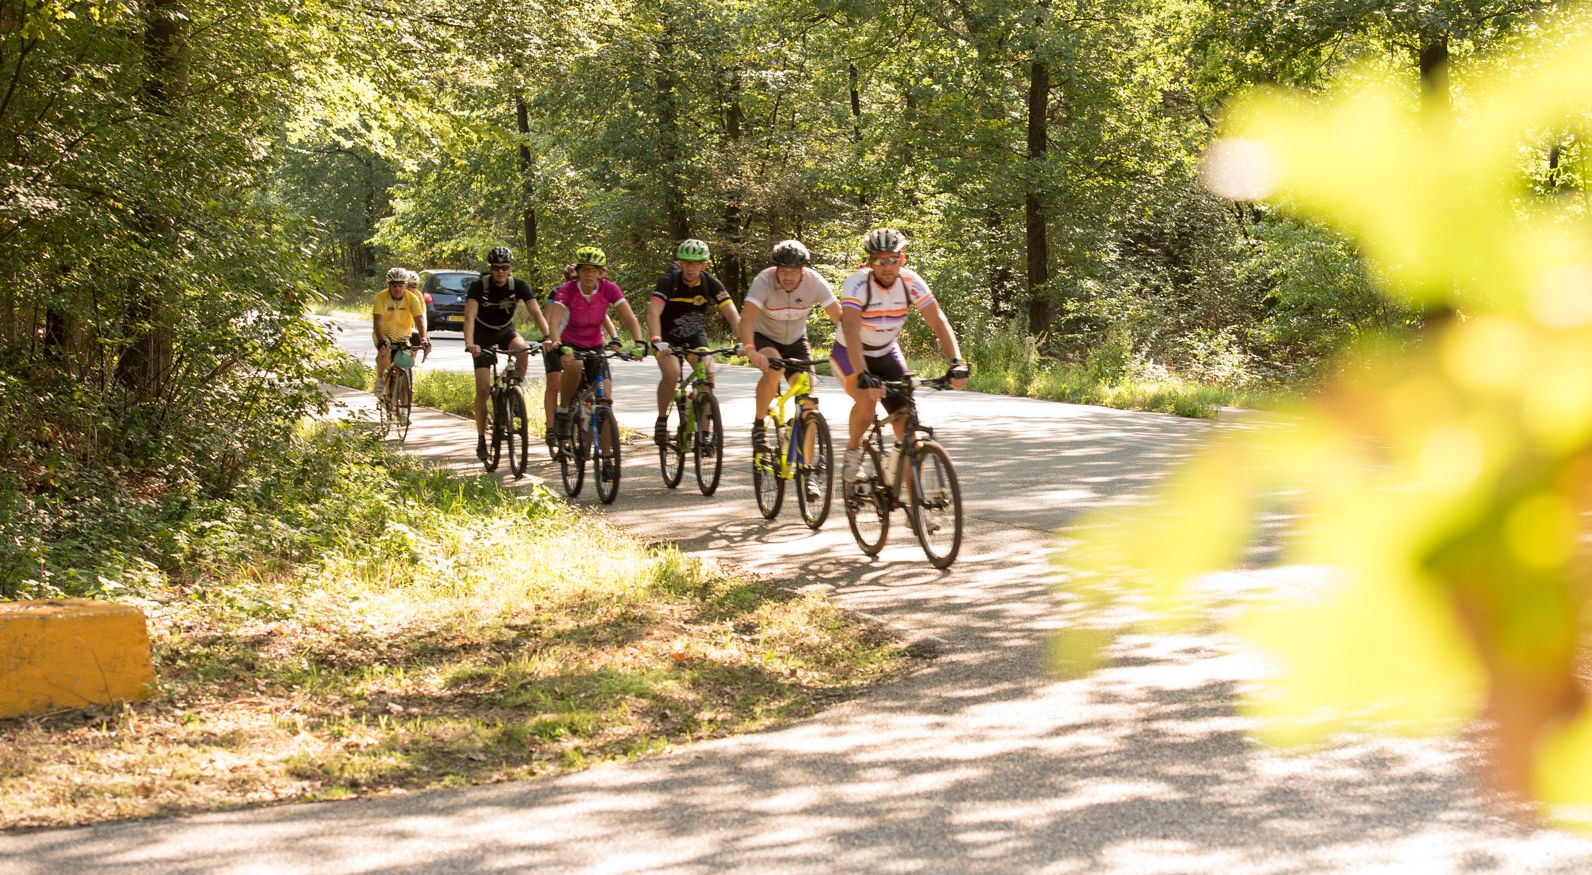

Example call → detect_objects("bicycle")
478 345 531 479
376 340 426 443
657 344 739 496
556 345 637 504
843 367 968 569
750 357 834 529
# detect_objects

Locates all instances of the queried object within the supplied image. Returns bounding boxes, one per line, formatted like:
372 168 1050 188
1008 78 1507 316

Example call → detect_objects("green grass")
904 331 1281 419
0 424 906 829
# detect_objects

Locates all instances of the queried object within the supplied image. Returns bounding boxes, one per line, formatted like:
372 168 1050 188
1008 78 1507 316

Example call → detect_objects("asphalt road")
4 321 1587 873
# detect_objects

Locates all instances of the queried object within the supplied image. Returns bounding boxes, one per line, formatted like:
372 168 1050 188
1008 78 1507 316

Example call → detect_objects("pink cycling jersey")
552 279 625 347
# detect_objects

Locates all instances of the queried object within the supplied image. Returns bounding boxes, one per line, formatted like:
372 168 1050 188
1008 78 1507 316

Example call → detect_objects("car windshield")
433 273 473 293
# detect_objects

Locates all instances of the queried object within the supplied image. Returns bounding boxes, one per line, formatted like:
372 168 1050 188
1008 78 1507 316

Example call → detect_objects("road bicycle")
844 367 968 569
556 346 637 504
657 345 739 496
478 345 531 479
750 357 833 529
376 340 426 443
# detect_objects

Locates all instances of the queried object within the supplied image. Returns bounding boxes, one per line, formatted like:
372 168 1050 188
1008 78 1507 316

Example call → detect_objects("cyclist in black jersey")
464 246 547 462
647 239 741 445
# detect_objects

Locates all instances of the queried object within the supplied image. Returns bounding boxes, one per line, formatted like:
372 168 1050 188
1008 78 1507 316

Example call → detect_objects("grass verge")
0 424 907 829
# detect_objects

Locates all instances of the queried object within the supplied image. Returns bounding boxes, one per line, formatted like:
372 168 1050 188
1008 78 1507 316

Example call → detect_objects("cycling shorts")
379 331 421 351
752 331 812 367
472 324 524 370
545 342 602 374
830 342 910 413
660 329 710 356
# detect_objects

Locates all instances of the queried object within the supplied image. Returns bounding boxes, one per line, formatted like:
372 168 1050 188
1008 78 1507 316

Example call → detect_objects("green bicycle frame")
671 352 715 443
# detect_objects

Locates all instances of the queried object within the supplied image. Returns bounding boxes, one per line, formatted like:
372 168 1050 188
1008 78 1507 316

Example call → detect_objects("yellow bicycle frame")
763 368 817 479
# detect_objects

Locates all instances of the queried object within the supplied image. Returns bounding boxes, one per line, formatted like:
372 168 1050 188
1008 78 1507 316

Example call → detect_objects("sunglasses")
869 255 902 266
489 264 511 271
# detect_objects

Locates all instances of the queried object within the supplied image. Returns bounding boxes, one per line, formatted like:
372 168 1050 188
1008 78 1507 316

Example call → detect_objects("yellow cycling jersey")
373 289 425 341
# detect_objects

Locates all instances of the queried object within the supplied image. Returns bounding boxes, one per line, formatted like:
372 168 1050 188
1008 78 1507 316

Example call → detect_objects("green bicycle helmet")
676 238 711 262
574 245 607 268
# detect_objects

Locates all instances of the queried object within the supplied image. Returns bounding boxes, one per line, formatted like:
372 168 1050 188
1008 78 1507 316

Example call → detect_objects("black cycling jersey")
652 268 729 340
467 275 535 330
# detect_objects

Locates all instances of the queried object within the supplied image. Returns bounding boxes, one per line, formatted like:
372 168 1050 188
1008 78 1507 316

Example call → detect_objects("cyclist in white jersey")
830 228 967 486
738 239 842 451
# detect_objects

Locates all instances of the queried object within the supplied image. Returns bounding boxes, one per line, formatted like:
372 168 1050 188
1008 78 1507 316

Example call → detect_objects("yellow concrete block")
0 599 156 718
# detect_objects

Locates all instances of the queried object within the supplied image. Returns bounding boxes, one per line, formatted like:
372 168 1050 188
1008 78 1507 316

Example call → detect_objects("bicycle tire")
595 405 622 504
693 391 723 496
484 390 504 473
752 416 784 519
393 369 413 443
560 400 586 496
795 411 833 530
506 386 529 479
845 442 889 556
908 440 963 569
660 395 685 489
376 369 394 438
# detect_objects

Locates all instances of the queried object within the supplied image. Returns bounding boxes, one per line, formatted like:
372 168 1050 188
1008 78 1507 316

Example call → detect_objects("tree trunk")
116 0 185 399
848 62 868 210
1024 59 1051 336
516 93 538 259
656 24 690 242
1417 33 1456 330
718 67 746 300
1418 35 1449 117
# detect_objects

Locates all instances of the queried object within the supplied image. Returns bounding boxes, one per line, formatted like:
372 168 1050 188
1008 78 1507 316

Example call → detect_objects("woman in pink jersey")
543 245 649 439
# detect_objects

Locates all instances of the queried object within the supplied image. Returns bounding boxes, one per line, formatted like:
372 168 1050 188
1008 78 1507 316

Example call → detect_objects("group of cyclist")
377 226 969 489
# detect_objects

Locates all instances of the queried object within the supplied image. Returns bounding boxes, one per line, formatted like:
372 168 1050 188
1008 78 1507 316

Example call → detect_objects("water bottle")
882 443 902 487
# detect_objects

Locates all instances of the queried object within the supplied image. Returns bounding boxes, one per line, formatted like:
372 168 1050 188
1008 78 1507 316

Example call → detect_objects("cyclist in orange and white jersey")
829 228 966 486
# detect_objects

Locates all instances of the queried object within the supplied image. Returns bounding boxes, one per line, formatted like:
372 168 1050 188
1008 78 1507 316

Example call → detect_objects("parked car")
419 269 477 333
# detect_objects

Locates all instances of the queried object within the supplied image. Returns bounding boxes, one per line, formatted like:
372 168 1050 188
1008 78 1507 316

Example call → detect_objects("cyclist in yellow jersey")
373 266 431 395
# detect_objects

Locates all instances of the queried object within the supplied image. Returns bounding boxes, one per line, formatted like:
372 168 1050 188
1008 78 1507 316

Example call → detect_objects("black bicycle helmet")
771 239 811 267
863 228 907 255
487 246 514 265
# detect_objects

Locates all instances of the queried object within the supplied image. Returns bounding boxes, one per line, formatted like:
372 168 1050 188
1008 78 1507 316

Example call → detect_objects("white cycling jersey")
837 266 935 352
744 266 836 345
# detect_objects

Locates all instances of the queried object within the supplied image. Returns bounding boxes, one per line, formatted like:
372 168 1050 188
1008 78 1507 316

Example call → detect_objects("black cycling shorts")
661 330 710 356
751 332 812 367
471 324 524 370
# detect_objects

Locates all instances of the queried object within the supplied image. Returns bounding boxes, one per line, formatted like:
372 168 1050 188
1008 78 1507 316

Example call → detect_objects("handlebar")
562 346 642 363
883 365 970 393
476 345 531 358
765 356 825 373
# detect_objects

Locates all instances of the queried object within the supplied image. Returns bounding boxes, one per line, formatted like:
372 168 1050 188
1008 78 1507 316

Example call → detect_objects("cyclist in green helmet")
647 238 741 446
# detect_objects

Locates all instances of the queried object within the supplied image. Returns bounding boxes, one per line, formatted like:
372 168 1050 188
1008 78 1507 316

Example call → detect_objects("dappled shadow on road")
39 389 1555 871
13 630 1571 874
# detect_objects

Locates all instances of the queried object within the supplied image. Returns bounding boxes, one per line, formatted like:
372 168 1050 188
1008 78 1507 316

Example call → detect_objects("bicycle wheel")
660 395 685 489
909 441 963 569
693 391 723 496
795 411 833 530
506 386 529 479
845 442 889 556
393 369 413 443
560 402 586 496
484 391 503 473
752 416 784 519
595 405 622 504
375 370 394 439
